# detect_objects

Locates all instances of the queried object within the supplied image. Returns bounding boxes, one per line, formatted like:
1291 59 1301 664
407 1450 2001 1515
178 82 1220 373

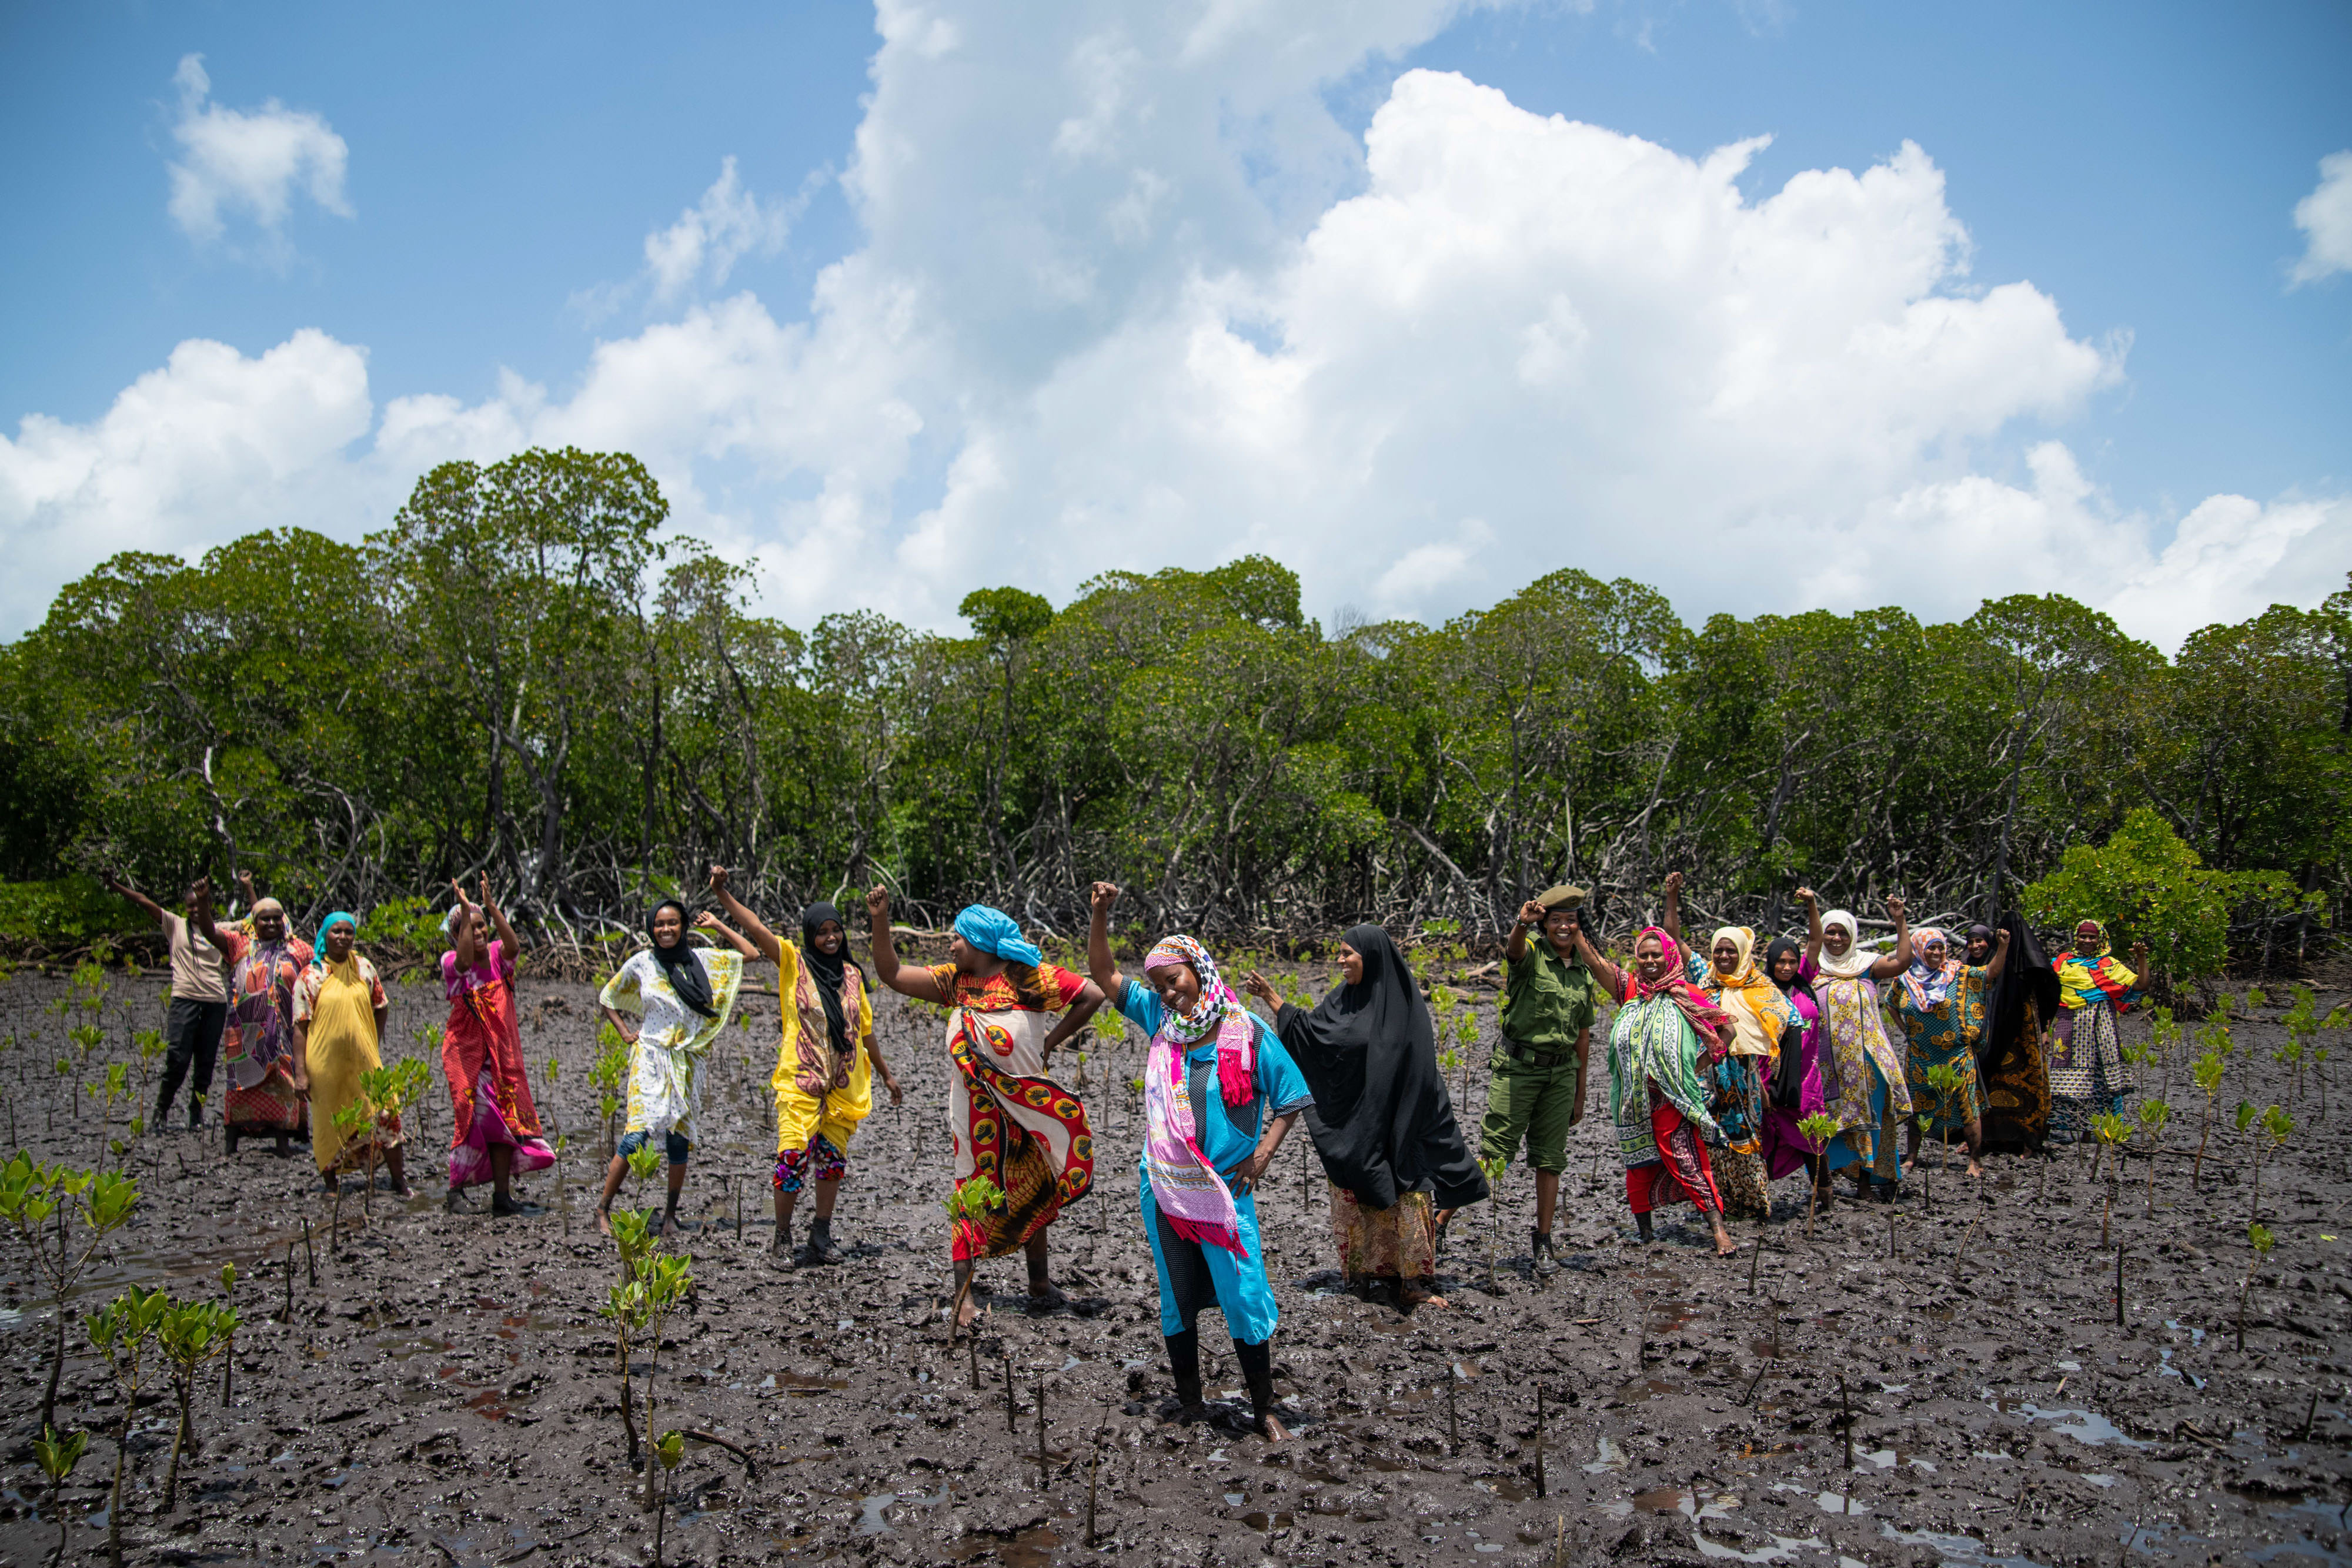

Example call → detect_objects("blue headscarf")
953 904 1042 967
312 911 358 969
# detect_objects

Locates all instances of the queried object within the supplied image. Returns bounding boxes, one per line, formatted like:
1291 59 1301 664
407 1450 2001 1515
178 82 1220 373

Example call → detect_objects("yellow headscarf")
1702 925 1797 1060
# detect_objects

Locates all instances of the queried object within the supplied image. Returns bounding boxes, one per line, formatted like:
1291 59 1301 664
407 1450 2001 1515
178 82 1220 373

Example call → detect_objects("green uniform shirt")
1499 939 1598 1049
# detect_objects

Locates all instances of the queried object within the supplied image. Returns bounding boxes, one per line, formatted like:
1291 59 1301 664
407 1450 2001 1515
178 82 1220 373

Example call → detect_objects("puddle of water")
1582 1436 1631 1474
941 1524 1060 1567
1879 1522 2058 1568
1631 1487 1740 1520
1692 1530 1824 1563
1241 1510 1294 1533
1472 1475 1540 1502
1987 1400 2151 1449
767 1370 850 1394
1772 1482 1867 1516
1619 1377 1684 1400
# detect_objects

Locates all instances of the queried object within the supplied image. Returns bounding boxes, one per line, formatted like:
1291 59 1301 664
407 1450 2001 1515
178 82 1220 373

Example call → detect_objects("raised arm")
863 886 950 1004
235 868 260 917
1505 898 1545 964
1796 886 1823 968
706 865 782 964
1569 924 1628 999
186 878 234 958
447 878 480 972
99 871 168 928
1084 881 1127 1005
1659 870 1685 950
692 911 761 961
1981 927 2012 981
1864 895 1912 980
479 873 520 957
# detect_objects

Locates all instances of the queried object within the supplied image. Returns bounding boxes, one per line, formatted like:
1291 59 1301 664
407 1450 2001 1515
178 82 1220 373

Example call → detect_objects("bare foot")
1398 1280 1448 1310
391 1183 417 1201
1026 1281 1068 1312
1257 1411 1292 1442
660 1213 680 1241
1714 1229 1739 1258
956 1292 983 1329
596 1207 614 1237
1965 1161 1985 1179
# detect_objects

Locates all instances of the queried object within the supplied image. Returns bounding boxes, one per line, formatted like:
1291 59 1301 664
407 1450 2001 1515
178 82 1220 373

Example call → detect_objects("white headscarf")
1816 908 1877 981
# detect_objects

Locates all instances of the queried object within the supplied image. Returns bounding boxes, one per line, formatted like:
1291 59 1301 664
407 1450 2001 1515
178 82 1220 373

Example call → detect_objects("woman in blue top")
1088 881 1312 1441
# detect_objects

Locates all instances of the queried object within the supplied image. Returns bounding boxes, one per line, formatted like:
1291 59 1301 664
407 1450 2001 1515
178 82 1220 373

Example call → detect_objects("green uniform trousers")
1479 1042 1587 1173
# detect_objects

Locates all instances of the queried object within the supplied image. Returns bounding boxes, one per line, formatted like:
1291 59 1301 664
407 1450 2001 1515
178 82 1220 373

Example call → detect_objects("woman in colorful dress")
1761 937 1833 1208
1570 922 1740 1256
1242 924 1488 1309
2046 920 2148 1144
867 888 1105 1327
1693 926 1797 1220
1796 888 1914 1201
706 868 903 1268
442 877 556 1216
1893 925 2010 1178
1088 884 1312 1439
292 912 411 1195
1973 915 2059 1154
221 892 311 1155
594 898 758 1239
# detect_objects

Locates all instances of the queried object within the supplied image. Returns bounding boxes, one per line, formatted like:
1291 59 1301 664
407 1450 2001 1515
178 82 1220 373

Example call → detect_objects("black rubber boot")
807 1216 845 1265
1235 1338 1281 1434
1530 1228 1558 1276
1165 1329 1204 1420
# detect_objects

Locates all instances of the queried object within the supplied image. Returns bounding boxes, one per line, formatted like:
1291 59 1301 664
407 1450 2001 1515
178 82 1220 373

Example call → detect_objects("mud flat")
0 958 2345 1566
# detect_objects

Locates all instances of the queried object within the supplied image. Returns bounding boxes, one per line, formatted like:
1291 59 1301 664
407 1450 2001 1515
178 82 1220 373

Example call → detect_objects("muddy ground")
0 945 2346 1568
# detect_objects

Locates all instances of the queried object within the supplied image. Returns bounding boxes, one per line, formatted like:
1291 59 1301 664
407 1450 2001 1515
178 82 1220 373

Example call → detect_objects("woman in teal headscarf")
867 890 1106 1327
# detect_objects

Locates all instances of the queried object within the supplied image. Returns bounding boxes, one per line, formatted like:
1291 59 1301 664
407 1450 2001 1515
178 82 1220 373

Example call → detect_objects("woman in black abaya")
1243 925 1487 1309
1971 914 2059 1155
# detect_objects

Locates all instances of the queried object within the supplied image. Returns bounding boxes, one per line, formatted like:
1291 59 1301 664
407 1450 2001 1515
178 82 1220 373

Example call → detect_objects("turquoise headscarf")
312 911 358 968
953 904 1042 967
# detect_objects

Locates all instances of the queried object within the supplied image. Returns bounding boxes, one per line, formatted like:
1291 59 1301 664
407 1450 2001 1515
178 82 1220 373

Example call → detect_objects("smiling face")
652 905 685 950
1541 909 1580 952
1770 947 1801 988
1147 961 1204 1014
1966 932 1992 964
1823 922 1853 958
1921 935 1948 967
1635 932 1670 985
466 909 490 946
811 918 844 957
1712 937 1740 975
323 922 356 962
2076 921 2101 948
253 908 285 942
1337 942 1364 986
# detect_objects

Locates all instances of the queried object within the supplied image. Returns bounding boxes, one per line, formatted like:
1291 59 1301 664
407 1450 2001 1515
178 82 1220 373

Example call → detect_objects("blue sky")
2 1 2346 647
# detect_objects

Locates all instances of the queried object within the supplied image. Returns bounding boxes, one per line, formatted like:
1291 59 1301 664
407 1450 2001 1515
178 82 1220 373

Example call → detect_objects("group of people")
95 865 2149 1443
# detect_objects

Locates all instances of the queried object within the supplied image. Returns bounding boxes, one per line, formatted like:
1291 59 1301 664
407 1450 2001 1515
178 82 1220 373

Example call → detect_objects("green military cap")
1535 884 1586 910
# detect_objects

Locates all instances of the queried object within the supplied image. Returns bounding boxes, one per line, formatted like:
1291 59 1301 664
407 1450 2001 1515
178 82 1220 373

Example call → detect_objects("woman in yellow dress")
292 911 411 1195
706 868 903 1266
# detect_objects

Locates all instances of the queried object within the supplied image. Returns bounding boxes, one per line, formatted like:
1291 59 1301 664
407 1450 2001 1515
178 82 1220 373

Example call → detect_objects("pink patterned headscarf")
1139 934 1261 1259
1142 934 1257 1107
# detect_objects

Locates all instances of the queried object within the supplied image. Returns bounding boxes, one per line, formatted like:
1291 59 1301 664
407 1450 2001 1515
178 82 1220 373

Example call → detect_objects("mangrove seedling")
156 1297 238 1510
0 1155 139 1432
2238 1222 2274 1352
1477 1154 1508 1289
2089 1113 2131 1246
652 1428 686 1567
943 1175 1007 1332
2136 1099 2172 1217
2251 1105 2291 1223
1798 1114 1840 1236
32 1422 89 1568
86 1285 169 1568
2190 1051 2226 1190
632 1252 696 1513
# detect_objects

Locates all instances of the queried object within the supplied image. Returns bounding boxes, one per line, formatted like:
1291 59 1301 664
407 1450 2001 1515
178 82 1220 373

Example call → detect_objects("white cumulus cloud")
165 55 352 252
11 5 2346 654
2291 149 2352 285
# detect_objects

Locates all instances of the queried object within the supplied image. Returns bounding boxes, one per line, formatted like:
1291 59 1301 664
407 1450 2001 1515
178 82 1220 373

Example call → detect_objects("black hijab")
1762 936 1808 1107
1979 910 2056 1076
800 901 863 1055
1272 924 1489 1212
646 899 717 1019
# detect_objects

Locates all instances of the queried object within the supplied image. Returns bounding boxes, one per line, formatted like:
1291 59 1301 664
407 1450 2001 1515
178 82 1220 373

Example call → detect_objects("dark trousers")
158 998 228 1125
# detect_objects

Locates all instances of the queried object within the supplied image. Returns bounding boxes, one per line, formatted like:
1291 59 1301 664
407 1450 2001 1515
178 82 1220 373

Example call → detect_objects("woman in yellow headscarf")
2047 920 2148 1144
1695 925 1796 1219
292 912 410 1195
